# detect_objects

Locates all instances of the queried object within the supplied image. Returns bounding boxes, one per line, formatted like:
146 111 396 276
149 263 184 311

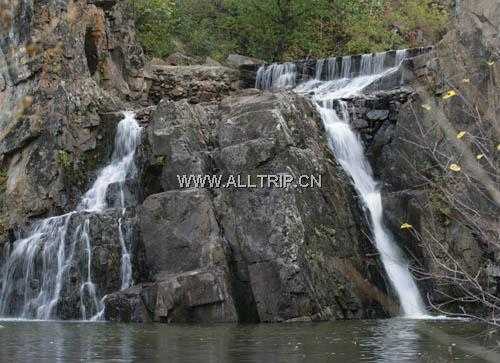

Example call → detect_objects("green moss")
57 150 73 171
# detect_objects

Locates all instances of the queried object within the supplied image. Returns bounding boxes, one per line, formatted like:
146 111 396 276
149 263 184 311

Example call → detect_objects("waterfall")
317 103 426 317
0 112 141 320
360 54 373 76
395 49 407 66
341 56 352 78
373 52 386 74
256 49 427 317
255 62 296 90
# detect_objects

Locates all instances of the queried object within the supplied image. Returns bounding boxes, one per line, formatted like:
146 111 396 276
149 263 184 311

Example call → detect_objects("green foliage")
131 0 449 61
57 150 73 171
129 0 176 58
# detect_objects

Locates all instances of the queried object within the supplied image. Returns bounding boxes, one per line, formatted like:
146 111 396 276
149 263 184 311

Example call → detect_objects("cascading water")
0 111 141 320
256 50 427 317
255 62 296 90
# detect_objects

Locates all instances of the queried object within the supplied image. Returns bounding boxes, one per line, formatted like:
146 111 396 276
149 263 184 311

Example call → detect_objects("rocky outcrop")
104 89 396 323
0 0 146 227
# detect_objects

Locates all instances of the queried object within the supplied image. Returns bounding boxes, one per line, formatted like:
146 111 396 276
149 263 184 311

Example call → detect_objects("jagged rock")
146 64 239 104
148 99 215 191
103 283 156 323
153 267 237 323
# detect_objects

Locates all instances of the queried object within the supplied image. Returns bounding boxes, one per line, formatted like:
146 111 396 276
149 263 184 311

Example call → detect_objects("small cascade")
373 52 386 74
341 56 352 78
359 54 373 76
0 112 142 320
79 219 102 320
256 49 427 317
255 62 296 90
315 58 325 80
316 57 338 80
395 49 408 66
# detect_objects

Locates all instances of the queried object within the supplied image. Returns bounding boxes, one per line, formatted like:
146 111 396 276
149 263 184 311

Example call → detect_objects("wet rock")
105 179 142 208
104 267 238 323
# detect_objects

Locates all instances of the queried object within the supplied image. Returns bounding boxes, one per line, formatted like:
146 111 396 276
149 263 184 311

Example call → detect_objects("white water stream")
0 111 141 320
256 51 427 317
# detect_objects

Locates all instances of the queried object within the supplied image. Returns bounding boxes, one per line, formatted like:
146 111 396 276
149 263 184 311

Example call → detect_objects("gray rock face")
139 189 228 277
366 109 389 121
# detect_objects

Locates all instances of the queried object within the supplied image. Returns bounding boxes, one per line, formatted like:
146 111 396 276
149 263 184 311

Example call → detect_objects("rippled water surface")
0 319 499 362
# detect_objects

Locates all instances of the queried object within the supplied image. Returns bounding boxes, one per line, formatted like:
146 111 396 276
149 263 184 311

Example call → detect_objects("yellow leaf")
487 60 495 66
449 163 461 172
476 154 484 160
462 78 470 83
443 90 457 99
497 144 500 151
400 223 413 230
421 104 431 111
456 131 466 139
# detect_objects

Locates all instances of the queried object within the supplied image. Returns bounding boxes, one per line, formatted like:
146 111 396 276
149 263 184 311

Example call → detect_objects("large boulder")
214 91 391 321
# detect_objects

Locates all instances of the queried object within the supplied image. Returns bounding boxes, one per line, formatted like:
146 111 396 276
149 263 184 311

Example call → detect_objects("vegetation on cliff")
130 0 449 61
